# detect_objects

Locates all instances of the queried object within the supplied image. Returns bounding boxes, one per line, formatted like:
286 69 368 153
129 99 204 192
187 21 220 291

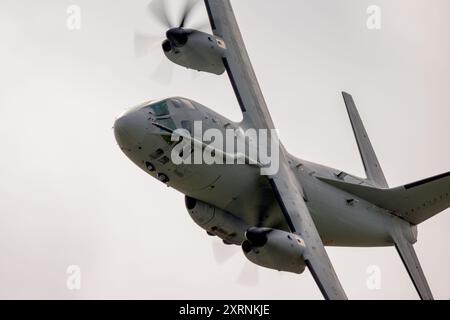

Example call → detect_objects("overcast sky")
0 0 449 299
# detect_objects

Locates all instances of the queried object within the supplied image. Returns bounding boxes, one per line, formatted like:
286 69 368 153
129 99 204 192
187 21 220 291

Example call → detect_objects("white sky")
0 0 449 299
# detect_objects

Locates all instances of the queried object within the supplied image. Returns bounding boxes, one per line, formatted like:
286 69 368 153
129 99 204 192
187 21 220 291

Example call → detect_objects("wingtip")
341 91 352 98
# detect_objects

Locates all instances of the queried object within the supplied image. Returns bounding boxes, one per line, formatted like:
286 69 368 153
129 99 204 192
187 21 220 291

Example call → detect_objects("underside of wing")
204 0 347 299
270 159 347 300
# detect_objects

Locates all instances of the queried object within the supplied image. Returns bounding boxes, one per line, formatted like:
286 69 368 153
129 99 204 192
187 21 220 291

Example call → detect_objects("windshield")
148 100 170 117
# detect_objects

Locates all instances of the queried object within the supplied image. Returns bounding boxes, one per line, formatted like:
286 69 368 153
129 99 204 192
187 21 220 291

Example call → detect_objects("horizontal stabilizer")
318 171 450 225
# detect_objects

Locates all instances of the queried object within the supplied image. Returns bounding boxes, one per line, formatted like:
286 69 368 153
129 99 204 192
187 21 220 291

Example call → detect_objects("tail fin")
318 171 450 225
342 92 388 188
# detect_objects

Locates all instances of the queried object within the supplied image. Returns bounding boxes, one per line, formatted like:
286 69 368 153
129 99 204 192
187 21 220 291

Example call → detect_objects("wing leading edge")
204 0 275 130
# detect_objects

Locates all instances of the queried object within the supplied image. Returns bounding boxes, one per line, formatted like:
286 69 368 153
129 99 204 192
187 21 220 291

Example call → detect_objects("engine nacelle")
163 29 226 75
242 227 307 274
185 196 248 245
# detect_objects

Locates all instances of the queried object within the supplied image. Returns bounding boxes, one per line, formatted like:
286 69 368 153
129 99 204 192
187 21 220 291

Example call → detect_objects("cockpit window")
158 118 176 131
149 100 170 117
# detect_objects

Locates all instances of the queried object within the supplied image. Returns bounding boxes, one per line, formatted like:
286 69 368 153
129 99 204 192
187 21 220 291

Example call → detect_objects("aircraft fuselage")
114 97 414 247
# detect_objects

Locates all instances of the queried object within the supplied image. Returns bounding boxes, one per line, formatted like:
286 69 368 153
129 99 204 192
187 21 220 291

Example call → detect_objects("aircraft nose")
114 107 147 150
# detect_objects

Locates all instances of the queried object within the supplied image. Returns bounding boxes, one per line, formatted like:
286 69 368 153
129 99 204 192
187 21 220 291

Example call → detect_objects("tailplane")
318 171 450 225
337 92 448 299
319 172 449 299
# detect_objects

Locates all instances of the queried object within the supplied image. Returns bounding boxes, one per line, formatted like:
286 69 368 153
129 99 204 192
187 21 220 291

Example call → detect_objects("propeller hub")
166 27 189 47
245 227 271 248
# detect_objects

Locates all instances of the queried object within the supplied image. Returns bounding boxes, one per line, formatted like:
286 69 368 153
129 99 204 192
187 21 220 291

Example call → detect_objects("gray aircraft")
114 0 449 299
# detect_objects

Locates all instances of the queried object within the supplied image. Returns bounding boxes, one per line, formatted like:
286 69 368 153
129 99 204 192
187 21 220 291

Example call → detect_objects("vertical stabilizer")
342 92 388 188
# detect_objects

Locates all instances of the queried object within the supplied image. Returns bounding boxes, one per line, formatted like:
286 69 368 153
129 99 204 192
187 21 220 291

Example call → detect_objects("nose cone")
114 107 147 150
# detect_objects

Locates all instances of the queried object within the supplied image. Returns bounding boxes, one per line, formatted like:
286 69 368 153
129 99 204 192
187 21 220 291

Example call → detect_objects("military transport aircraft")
114 0 449 299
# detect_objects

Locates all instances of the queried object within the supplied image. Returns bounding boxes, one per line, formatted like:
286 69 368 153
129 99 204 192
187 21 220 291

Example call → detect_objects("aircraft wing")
270 157 347 300
204 0 274 130
204 0 347 299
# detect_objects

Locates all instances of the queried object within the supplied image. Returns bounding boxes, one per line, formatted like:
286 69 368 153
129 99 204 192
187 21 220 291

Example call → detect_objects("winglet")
342 92 388 188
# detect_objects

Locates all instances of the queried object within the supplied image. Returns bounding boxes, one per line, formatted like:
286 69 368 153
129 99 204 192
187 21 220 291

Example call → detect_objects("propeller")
212 240 238 264
134 0 209 83
210 239 260 287
147 0 172 29
237 260 260 287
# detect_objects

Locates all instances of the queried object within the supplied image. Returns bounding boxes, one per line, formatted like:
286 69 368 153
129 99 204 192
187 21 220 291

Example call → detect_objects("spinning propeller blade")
135 0 209 82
